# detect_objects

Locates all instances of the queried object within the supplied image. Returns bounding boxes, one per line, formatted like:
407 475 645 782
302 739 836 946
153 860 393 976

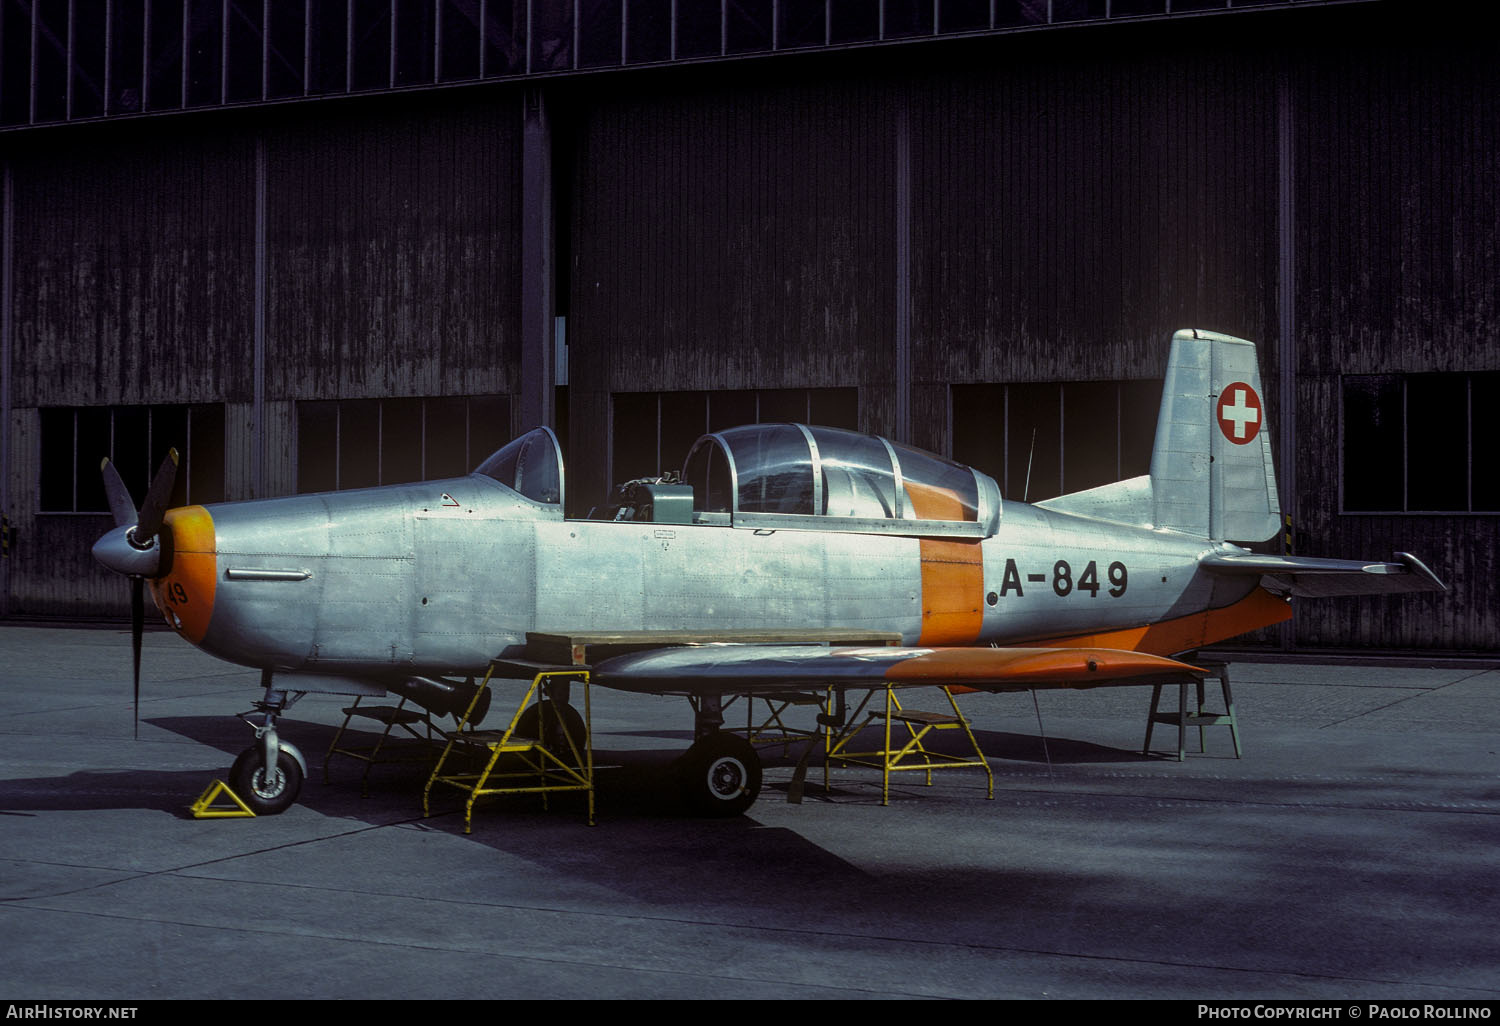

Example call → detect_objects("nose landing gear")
228 683 308 815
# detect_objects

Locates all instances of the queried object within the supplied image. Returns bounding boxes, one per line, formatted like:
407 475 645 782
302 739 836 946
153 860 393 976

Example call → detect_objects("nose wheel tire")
229 746 304 815
677 732 761 817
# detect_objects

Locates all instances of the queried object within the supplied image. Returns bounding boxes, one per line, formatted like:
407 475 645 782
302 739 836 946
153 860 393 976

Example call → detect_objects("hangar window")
1342 373 1498 514
951 379 1161 502
296 395 510 493
39 405 225 513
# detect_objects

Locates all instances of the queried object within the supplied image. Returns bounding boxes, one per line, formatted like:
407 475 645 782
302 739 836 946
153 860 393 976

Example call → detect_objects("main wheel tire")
677 733 762 817
229 745 304 815
515 700 586 756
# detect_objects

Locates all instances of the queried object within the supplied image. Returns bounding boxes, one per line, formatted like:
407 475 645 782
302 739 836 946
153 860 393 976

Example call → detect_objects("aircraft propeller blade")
92 451 178 741
130 578 144 740
134 449 179 545
100 458 138 530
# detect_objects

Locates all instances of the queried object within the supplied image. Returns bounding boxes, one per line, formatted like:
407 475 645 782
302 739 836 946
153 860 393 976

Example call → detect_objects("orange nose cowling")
147 506 216 644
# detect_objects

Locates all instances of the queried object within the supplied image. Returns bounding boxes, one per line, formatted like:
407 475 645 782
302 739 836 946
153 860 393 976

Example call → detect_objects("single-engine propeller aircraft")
93 330 1443 816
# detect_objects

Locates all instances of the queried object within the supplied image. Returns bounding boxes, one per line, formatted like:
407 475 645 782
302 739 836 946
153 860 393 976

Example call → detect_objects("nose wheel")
229 745 304 815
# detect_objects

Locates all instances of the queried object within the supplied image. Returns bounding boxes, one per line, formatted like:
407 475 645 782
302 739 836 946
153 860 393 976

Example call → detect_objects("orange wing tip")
884 647 1203 686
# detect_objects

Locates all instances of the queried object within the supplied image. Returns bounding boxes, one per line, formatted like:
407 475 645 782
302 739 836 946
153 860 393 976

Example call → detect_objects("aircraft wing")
1199 551 1446 598
591 644 1203 695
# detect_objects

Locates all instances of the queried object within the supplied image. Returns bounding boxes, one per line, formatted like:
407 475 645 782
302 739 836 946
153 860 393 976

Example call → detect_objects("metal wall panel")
10 129 257 406
265 97 524 403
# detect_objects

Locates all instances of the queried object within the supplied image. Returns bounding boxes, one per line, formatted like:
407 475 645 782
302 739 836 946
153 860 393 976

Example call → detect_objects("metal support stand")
1143 660 1240 760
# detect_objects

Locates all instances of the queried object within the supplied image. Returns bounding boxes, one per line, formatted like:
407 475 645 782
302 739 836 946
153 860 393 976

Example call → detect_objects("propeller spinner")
91 449 178 738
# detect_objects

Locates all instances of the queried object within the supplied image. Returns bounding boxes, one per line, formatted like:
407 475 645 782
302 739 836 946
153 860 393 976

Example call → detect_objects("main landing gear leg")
676 692 762 817
229 674 309 815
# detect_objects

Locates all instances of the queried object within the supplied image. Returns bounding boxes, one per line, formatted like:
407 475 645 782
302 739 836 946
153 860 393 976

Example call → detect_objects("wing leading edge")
592 644 1203 695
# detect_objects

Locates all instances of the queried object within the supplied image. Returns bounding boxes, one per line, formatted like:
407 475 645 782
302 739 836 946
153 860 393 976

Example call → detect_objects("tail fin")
1150 329 1280 542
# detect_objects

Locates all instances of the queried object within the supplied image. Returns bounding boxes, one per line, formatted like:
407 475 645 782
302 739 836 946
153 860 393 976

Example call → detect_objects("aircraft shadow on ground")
0 714 1159 822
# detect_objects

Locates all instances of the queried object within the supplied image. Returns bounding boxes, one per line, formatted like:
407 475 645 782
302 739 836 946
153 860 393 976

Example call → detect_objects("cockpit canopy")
475 426 564 507
682 424 1001 537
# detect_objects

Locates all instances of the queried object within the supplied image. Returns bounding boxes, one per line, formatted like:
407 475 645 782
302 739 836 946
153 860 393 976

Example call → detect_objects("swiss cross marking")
1216 382 1262 445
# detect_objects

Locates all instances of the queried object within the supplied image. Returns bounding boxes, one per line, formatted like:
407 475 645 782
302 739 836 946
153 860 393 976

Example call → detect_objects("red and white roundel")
1216 382 1262 445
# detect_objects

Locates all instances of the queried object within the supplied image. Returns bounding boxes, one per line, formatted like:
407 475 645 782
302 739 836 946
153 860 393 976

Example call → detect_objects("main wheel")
515 700 587 756
229 745 304 815
677 733 762 817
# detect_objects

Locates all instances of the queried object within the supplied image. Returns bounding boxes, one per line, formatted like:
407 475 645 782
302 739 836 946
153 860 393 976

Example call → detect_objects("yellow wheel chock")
190 778 257 818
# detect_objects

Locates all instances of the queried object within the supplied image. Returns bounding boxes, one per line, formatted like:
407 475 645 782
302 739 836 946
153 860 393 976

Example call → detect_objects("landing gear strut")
675 692 762 817
230 680 308 815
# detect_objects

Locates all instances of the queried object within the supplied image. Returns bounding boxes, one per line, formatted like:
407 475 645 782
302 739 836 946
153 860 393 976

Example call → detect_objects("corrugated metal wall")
1291 44 1500 652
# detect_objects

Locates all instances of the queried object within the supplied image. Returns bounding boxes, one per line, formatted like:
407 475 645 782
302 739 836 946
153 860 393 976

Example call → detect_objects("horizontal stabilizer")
1199 551 1446 598
593 644 1203 694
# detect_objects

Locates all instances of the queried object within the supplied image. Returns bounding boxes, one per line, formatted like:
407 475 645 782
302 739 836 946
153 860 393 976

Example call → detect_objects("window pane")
1 1 32 124
266 1 305 97
381 398 424 484
225 0 266 102
1341 375 1403 512
298 400 338 493
338 401 379 489
994 0 1049 27
146 0 185 111
828 0 878 42
1472 373 1499 512
1062 381 1118 494
79 408 117 512
150 405 190 508
438 0 481 80
675 0 721 57
778 0 826 49
468 395 512 468
810 387 857 430
483 0 526 75
393 0 435 84
1405 375 1468 512
424 397 469 479
725 0 772 54
185 0 223 106
1005 383 1061 502
306 0 348 93
708 390 756 432
189 405 226 505
882 0 932 39
34 3 69 121
659 392 708 474
1120 378 1162 479
40 410 76 512
952 384 1006 491
1051 0 1106 21
350 3 391 90
72 0 110 118
612 392 658 481
578 0 622 68
756 388 809 425
111 407 149 508
625 0 672 63
531 0 574 71
940 0 991 32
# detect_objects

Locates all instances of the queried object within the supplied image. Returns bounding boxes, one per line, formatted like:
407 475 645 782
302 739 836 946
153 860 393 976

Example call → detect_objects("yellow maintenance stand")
423 660 594 833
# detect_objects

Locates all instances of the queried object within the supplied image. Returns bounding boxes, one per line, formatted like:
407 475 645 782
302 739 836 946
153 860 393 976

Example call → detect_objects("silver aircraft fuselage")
150 473 1280 680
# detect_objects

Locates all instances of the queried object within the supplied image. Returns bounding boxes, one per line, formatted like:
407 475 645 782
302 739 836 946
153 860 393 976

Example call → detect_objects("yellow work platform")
827 686 994 805
423 661 594 833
